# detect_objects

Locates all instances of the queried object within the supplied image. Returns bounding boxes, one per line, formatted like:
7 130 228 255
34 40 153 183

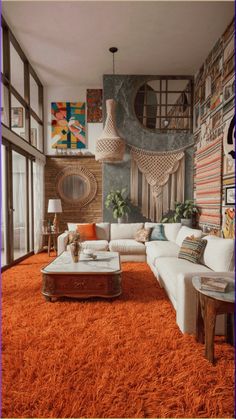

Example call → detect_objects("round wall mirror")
56 166 97 206
60 175 86 201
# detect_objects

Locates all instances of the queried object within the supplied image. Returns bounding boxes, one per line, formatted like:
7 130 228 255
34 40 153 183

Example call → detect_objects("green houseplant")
162 200 199 226
105 189 130 223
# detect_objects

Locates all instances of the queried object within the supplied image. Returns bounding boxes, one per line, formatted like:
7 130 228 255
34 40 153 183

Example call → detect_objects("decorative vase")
95 99 125 162
70 241 81 263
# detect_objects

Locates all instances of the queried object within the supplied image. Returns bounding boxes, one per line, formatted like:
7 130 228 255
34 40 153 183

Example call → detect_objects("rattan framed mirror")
56 166 97 207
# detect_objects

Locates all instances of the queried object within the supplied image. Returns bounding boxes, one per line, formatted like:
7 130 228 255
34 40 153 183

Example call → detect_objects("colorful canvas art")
51 102 86 149
87 89 103 123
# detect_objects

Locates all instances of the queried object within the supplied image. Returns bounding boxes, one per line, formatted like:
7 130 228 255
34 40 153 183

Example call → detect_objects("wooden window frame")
1 16 44 153
134 76 194 132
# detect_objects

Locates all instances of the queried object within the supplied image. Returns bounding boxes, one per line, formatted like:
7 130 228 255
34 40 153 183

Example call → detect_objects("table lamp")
47 199 62 232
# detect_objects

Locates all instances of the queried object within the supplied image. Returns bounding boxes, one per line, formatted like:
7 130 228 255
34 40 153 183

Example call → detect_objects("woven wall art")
195 137 222 228
130 146 185 222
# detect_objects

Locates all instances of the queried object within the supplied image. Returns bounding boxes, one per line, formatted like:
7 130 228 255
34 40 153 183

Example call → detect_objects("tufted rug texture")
2 253 234 418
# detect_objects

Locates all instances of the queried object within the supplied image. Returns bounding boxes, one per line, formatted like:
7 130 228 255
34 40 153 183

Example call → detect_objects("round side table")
42 232 63 256
192 275 235 364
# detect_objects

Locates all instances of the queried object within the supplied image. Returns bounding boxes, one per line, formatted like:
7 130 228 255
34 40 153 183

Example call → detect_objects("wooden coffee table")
41 251 122 301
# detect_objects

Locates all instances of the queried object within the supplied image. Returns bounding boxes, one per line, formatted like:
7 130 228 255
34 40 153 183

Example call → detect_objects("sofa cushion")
146 241 180 264
155 257 212 299
202 235 235 271
178 237 207 264
76 223 97 240
110 223 144 240
67 222 110 241
109 239 146 255
175 226 202 247
95 223 110 241
145 223 181 242
67 240 109 252
150 224 167 241
135 228 151 243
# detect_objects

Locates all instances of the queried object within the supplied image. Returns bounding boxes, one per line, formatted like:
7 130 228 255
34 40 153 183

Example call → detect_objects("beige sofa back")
144 223 181 242
110 223 144 240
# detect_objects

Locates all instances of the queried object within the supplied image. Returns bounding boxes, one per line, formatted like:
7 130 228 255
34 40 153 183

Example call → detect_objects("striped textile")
178 237 207 264
195 138 222 227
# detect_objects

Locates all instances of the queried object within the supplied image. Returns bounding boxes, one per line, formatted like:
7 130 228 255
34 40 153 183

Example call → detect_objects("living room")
1 1 235 418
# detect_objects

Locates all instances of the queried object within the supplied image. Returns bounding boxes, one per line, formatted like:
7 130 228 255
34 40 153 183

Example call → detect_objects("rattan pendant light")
95 47 125 163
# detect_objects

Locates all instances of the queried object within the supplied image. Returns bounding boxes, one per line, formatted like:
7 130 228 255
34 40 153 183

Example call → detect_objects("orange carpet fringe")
1 252 234 418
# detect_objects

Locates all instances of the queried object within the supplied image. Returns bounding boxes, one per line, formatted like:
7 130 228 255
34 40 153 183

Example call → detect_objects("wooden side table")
192 276 235 364
42 232 62 256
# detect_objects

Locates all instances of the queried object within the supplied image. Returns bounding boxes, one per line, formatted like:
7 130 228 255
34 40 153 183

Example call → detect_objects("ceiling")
2 1 234 86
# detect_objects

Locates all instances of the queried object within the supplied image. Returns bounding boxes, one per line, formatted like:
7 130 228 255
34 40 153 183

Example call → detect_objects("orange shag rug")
2 253 234 418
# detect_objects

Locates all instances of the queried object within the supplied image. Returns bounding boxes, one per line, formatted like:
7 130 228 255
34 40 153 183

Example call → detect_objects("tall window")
1 17 44 153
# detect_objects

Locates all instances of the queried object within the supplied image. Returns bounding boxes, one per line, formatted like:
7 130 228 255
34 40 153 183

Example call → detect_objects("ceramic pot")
70 241 81 263
181 218 192 227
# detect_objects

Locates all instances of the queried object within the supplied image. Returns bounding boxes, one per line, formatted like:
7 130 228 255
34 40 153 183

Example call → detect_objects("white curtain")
33 159 45 253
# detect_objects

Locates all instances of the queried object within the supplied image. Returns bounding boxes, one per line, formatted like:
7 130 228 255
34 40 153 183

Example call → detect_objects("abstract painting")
51 102 86 149
87 89 103 123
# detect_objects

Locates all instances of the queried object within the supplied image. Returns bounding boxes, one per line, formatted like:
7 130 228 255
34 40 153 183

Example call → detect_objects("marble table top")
192 275 235 303
42 251 121 274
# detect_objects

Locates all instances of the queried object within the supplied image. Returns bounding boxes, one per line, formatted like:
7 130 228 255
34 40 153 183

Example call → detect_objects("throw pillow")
76 223 97 241
135 228 151 243
178 236 207 264
150 224 167 241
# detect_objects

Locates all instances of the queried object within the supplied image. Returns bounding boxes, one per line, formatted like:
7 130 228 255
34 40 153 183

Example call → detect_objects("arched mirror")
56 166 97 206
134 78 193 131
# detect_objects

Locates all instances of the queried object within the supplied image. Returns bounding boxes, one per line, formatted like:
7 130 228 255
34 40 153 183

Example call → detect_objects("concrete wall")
102 75 194 222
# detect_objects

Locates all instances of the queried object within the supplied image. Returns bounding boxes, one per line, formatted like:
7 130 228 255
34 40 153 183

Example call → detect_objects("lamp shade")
95 99 125 162
47 199 62 213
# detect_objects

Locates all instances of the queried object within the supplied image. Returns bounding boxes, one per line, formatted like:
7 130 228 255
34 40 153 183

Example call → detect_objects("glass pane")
30 74 41 117
1 144 7 267
1 83 9 126
10 42 25 98
11 94 26 139
31 116 43 151
12 151 27 260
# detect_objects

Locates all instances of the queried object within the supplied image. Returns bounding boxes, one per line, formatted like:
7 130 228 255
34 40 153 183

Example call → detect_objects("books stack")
200 277 229 293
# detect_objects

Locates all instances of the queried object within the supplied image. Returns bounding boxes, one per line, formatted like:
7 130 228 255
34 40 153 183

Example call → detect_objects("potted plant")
105 189 130 223
162 200 199 227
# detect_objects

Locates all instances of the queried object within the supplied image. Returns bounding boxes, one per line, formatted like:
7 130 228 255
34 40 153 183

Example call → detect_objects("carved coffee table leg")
204 298 217 364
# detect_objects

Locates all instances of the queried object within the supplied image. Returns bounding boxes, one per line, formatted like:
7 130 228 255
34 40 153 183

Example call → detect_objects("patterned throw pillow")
135 228 151 243
150 224 167 241
178 236 207 264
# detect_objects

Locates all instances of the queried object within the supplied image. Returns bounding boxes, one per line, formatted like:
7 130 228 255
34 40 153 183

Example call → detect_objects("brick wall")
44 156 103 231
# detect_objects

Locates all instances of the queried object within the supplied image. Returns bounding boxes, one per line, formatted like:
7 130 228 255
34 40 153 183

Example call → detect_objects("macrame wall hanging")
130 146 186 222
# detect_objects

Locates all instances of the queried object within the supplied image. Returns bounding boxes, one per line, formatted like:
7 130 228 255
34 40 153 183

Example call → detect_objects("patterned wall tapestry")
51 102 86 149
87 89 103 123
195 138 222 228
193 18 235 232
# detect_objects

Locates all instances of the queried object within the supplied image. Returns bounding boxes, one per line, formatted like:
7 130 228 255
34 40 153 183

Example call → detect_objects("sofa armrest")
57 231 69 255
176 271 234 334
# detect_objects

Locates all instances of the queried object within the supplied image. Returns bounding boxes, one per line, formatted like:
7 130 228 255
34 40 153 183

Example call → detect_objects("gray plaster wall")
102 75 194 222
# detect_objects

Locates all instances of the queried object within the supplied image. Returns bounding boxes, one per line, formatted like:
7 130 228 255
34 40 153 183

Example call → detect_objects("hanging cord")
109 47 118 99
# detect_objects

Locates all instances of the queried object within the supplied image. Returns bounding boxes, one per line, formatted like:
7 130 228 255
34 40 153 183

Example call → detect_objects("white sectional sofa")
58 222 235 334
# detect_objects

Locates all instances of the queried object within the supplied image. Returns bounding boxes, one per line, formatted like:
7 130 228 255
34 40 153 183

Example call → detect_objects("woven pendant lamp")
95 47 125 163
